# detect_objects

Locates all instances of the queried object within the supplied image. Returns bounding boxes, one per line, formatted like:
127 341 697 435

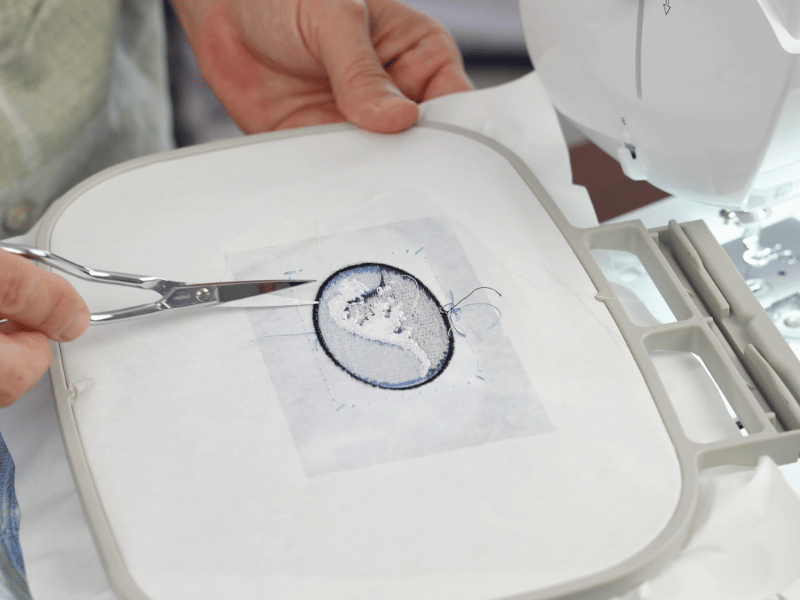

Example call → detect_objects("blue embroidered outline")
312 263 455 390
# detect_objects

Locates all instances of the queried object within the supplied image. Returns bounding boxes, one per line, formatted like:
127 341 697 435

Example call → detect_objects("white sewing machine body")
520 0 800 211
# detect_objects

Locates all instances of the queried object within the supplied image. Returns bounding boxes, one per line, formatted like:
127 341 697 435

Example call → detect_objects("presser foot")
722 217 800 340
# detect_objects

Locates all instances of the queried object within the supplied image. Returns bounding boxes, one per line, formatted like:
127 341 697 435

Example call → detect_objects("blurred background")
165 1 666 220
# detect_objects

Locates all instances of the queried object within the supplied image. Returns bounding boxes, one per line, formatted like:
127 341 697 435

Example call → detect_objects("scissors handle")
0 242 314 325
0 242 173 293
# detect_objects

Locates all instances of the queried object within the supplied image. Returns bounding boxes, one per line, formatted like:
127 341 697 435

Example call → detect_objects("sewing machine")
520 0 800 339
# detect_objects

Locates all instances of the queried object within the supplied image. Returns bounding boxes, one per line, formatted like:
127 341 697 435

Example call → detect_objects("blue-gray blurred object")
0 434 30 600
402 0 526 53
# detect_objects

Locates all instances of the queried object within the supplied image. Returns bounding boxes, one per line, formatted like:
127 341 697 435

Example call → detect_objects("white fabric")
229 217 551 476
46 117 679 598
619 456 800 600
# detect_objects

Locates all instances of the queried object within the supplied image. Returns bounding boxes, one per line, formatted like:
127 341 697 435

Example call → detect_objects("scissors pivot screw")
0 241 315 323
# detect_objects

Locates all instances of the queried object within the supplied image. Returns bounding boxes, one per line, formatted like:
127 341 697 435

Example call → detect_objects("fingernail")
57 310 90 342
375 91 410 111
368 86 418 131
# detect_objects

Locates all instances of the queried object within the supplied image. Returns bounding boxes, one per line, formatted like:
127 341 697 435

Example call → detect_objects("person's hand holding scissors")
0 251 89 405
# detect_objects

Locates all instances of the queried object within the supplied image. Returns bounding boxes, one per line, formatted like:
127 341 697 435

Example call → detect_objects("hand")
170 0 473 133
0 251 89 406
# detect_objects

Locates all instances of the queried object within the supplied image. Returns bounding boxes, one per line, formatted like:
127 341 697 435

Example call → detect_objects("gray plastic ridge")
39 121 800 600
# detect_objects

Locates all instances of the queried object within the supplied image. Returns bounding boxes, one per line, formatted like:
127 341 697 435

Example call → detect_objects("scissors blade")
163 280 315 310
216 279 315 303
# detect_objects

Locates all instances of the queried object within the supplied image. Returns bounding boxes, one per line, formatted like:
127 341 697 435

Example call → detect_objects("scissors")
0 242 314 324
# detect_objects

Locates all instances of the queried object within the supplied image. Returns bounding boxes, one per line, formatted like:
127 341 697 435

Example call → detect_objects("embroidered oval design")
313 263 454 389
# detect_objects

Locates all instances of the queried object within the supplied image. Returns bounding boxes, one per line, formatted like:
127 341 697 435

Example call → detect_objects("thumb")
311 2 418 133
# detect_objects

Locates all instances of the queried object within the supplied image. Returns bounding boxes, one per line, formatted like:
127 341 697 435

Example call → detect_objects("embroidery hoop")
40 122 800 600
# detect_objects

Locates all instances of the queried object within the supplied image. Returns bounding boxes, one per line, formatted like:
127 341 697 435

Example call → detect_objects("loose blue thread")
441 287 502 337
